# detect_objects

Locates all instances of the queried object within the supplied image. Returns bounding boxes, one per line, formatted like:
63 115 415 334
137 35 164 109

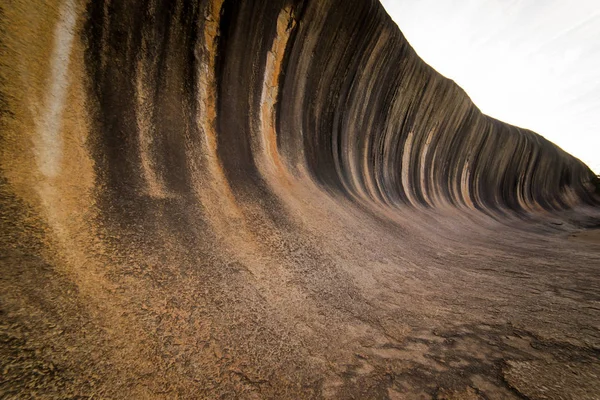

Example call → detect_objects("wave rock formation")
1 0 599 398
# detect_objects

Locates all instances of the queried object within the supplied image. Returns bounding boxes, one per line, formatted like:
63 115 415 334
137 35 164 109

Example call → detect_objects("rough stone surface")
1 0 599 399
504 361 600 400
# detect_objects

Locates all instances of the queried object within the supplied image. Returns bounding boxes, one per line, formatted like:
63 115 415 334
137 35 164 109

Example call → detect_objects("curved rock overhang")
1 0 599 398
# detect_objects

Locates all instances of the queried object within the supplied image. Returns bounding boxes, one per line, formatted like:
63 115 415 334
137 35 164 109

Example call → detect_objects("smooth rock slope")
1 0 599 398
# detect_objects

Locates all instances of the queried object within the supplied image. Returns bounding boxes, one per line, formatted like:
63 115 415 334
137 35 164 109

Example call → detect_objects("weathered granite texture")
1 0 599 398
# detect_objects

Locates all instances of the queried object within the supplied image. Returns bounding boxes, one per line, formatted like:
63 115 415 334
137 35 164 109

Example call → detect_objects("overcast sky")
381 0 600 174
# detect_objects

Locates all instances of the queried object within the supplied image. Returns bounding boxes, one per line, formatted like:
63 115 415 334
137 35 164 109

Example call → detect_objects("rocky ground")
1 0 599 398
2 174 599 398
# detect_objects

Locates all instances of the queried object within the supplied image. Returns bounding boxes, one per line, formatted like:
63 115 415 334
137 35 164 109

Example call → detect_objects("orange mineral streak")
193 0 281 279
191 1 272 282
193 0 243 223
254 7 332 226
256 6 296 187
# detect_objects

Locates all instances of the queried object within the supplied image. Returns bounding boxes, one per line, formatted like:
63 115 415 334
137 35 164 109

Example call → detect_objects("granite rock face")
1 0 599 399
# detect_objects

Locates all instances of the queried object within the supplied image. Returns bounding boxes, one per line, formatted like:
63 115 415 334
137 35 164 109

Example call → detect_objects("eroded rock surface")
1 0 599 398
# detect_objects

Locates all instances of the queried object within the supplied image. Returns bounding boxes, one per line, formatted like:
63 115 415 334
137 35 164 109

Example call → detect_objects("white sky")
381 0 600 174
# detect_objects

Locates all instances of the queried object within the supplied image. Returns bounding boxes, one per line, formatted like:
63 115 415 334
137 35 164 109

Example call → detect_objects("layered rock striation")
1 0 599 398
